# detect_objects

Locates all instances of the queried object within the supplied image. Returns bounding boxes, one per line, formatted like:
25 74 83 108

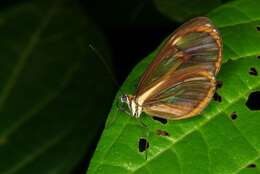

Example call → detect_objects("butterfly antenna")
88 44 124 95
145 130 149 160
89 44 128 129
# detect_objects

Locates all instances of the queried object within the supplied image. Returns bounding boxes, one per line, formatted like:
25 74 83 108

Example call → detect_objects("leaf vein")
132 79 260 172
0 1 58 110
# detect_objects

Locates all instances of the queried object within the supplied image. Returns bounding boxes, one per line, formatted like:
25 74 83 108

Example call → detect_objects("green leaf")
0 0 115 173
208 0 260 63
87 0 260 173
153 0 222 22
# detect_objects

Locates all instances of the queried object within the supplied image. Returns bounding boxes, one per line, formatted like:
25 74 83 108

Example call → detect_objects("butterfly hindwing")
142 67 215 119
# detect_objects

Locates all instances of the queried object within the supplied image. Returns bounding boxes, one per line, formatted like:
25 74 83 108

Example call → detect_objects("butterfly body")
121 17 222 120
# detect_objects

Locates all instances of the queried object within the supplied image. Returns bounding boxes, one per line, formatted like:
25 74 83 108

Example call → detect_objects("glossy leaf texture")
0 0 115 173
87 0 260 173
153 0 222 22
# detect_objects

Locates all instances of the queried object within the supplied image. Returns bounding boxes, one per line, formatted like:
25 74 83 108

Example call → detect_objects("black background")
1 0 259 173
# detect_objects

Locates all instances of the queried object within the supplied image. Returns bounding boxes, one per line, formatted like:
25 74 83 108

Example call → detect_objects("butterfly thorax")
120 94 143 118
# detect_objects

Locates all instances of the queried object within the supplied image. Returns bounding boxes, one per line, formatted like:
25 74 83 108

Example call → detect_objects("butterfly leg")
135 117 152 160
118 106 131 115
106 99 131 129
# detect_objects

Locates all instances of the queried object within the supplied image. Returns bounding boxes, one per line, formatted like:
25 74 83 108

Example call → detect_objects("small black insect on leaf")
230 112 237 120
216 80 223 89
246 91 260 110
153 116 168 124
156 129 170 136
213 92 222 102
247 163 256 168
139 138 149 152
249 67 258 76
256 26 260 31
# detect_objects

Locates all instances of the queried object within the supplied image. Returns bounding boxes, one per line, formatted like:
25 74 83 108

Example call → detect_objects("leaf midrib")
132 63 260 173
95 56 260 173
0 0 59 110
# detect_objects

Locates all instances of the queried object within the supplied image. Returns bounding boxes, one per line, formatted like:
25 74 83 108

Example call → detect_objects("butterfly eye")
120 95 128 103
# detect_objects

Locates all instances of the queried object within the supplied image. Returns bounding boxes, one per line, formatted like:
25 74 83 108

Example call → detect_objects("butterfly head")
120 94 142 118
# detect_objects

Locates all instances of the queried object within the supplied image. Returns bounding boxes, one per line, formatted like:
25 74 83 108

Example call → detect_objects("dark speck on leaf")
139 138 149 152
153 116 167 124
231 112 237 120
213 93 222 102
246 91 260 110
249 67 258 76
247 163 256 168
256 26 260 31
156 129 170 136
257 55 260 59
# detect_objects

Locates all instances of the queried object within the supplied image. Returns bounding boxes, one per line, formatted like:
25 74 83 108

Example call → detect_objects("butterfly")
121 17 222 120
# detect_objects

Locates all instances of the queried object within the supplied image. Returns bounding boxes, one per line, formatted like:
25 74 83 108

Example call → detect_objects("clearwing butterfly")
121 17 222 120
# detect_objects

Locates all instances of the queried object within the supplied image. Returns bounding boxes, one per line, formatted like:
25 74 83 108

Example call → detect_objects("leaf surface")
87 0 260 173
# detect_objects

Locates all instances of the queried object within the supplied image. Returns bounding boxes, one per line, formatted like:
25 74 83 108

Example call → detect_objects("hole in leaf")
139 138 149 152
247 163 256 168
153 116 167 124
156 129 170 136
230 112 237 120
213 92 222 102
216 80 223 89
256 26 260 31
246 91 260 110
249 67 258 76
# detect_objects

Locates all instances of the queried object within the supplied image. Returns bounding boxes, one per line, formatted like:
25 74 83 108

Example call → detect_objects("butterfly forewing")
135 17 222 120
